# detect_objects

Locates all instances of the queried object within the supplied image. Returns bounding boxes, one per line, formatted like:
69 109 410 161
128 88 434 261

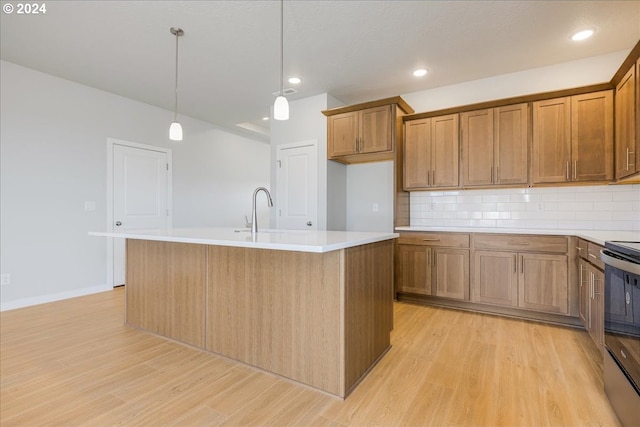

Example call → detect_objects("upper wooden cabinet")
532 90 613 184
324 97 413 164
404 114 459 190
328 106 391 157
461 103 528 187
615 63 638 179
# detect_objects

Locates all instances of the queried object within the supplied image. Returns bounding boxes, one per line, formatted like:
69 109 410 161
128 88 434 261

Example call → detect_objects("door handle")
115 221 122 227
306 221 313 227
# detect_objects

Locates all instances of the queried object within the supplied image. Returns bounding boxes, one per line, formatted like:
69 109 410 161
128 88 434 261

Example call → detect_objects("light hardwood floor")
1 288 620 426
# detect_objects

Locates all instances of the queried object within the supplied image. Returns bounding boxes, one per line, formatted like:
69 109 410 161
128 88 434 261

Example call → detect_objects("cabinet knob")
115 221 122 227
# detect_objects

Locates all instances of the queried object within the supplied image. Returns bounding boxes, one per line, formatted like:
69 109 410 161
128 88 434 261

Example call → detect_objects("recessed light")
262 117 269 121
413 68 428 77
571 28 595 41
288 77 301 84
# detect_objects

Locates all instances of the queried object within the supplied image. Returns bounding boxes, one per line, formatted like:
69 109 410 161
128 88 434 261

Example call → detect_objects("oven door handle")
601 250 640 275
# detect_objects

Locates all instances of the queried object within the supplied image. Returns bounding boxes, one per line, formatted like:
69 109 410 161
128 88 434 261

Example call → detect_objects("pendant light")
169 27 184 141
273 0 289 120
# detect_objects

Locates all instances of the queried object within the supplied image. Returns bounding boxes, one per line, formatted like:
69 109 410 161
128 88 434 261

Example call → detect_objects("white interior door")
276 141 318 230
112 143 170 286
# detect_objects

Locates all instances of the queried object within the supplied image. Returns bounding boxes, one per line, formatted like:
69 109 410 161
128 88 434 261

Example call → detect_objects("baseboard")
0 284 112 311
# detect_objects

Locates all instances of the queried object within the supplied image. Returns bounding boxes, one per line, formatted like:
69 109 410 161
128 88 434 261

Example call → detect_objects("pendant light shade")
169 27 184 141
169 121 183 140
274 95 289 120
273 0 289 121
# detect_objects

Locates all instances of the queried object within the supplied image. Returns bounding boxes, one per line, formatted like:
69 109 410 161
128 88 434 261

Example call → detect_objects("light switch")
373 203 379 212
84 201 96 211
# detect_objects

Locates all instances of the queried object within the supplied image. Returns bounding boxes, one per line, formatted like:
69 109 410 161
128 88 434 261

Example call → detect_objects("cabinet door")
518 253 568 315
588 265 604 351
532 97 571 183
571 91 614 182
404 119 431 189
615 65 637 179
328 111 358 157
431 114 459 188
473 251 518 307
396 245 432 295
359 105 392 154
461 109 494 187
495 103 529 185
578 259 588 325
434 248 469 300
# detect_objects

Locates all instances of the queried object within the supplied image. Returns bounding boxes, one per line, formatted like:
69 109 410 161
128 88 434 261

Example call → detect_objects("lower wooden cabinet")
518 253 568 315
576 238 605 352
396 244 432 295
473 251 518 307
396 232 575 322
434 248 469 300
578 258 589 324
396 233 470 301
587 264 605 351
472 250 568 315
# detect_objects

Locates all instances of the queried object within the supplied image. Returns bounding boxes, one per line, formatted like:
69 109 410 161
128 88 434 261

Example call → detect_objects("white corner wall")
402 50 629 112
0 60 270 310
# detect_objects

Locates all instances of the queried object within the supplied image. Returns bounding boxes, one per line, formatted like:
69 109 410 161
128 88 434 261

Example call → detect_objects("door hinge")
277 160 282 168
166 163 169 171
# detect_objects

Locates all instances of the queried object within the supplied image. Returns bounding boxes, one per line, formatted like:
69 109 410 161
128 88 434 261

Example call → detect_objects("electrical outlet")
0 274 10 286
372 203 379 212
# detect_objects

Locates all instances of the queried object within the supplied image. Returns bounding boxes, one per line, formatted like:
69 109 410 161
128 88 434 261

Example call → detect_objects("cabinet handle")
496 166 499 183
490 166 494 184
579 264 583 288
576 247 582 252
432 170 435 187
566 161 570 181
422 238 441 242
588 253 597 259
354 138 358 153
514 255 517 273
521 255 524 274
627 147 631 171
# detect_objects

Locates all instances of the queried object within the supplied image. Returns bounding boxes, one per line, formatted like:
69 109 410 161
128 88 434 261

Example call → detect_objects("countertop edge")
89 230 399 253
394 226 639 246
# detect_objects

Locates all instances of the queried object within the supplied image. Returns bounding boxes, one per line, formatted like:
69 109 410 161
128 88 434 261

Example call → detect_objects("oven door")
603 250 640 395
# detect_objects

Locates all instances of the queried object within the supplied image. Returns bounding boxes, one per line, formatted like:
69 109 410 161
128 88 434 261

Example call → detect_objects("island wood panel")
343 240 394 392
125 240 206 348
206 246 344 396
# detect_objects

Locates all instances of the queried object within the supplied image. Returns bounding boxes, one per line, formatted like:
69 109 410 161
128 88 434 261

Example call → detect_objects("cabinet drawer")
577 238 589 260
587 242 605 270
397 232 470 248
473 234 567 253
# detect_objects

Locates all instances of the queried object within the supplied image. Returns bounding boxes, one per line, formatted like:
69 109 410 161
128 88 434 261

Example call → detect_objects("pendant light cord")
280 0 284 96
174 30 179 122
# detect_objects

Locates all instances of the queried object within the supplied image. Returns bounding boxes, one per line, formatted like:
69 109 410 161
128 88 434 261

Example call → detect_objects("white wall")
346 161 394 232
402 50 629 112
0 60 270 310
270 93 346 230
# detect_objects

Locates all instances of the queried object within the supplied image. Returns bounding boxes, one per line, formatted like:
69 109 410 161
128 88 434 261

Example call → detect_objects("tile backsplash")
410 184 640 231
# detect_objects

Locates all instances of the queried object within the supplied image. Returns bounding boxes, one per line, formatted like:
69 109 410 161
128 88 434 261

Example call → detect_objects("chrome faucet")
250 187 273 233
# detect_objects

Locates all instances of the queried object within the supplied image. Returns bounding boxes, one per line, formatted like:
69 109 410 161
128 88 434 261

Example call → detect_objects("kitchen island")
90 228 397 399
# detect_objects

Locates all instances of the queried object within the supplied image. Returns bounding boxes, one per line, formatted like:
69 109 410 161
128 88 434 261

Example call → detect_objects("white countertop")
395 226 640 246
90 227 399 253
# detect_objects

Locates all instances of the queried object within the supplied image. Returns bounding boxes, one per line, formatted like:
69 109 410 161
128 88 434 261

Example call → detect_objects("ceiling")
1 1 639 141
